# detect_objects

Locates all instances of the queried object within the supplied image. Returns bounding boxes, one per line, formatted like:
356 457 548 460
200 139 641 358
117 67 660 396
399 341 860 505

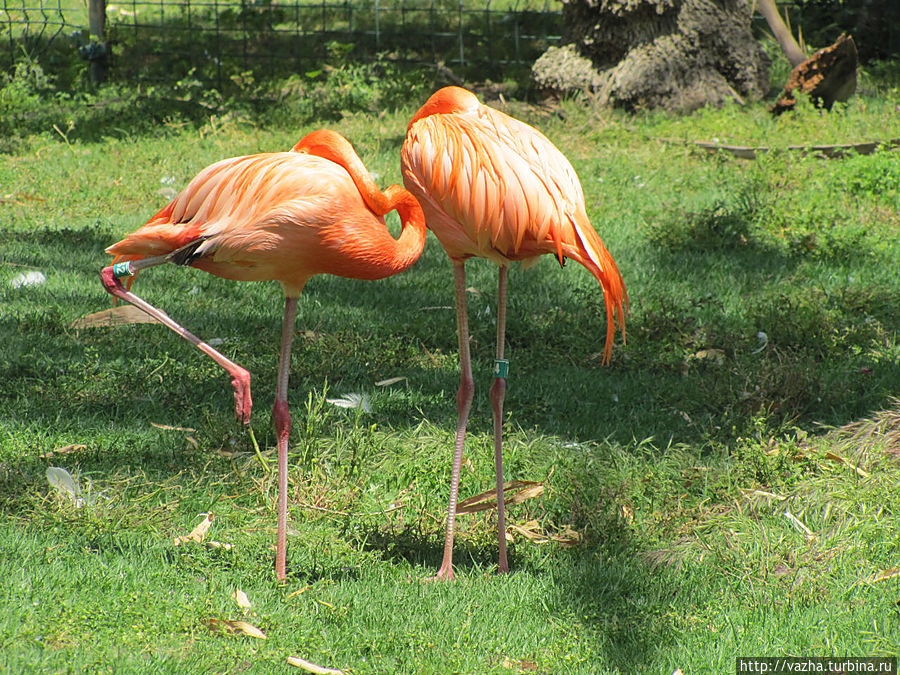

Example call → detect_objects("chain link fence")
2 0 563 89
3 0 894 91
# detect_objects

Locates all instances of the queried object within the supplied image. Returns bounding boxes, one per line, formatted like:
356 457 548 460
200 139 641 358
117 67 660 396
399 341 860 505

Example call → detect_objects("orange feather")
108 131 426 298
401 86 626 362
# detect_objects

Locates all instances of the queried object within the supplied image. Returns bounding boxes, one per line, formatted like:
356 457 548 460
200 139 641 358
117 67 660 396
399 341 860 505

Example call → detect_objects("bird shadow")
347 518 676 669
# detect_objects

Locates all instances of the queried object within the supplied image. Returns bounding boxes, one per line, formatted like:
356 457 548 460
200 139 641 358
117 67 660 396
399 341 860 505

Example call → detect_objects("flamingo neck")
294 130 426 275
293 131 389 215
381 184 427 274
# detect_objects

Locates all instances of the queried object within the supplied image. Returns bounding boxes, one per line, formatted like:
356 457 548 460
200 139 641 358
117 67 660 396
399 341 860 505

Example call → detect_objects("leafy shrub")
267 47 430 124
840 149 900 198
0 61 53 117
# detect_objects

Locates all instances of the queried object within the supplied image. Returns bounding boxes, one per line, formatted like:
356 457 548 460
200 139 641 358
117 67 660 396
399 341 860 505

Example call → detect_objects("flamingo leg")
431 260 474 581
273 296 299 582
100 261 252 424
489 265 509 573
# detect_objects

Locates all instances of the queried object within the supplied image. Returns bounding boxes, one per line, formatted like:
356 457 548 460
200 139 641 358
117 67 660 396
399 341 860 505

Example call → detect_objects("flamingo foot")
424 562 454 582
100 265 126 296
230 369 252 425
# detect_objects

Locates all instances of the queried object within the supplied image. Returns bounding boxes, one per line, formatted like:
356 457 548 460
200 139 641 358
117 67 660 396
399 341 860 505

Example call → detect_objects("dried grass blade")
456 480 544 514
287 655 345 674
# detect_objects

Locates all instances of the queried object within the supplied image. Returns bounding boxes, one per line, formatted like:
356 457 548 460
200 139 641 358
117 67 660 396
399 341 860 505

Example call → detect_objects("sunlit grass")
1 70 899 672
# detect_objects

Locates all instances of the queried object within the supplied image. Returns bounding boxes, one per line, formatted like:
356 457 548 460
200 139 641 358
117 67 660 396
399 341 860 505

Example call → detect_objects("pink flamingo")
101 130 426 580
402 86 627 579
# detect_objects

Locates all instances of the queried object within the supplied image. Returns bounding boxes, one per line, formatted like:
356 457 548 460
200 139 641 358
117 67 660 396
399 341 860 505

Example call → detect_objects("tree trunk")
533 0 769 112
771 33 858 114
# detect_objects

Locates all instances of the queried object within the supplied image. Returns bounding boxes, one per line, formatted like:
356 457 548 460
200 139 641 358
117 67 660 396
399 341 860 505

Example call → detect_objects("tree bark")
771 33 858 114
534 0 770 112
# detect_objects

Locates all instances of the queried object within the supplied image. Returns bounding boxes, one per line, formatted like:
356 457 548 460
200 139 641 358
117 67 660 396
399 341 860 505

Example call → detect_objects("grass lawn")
1 68 899 672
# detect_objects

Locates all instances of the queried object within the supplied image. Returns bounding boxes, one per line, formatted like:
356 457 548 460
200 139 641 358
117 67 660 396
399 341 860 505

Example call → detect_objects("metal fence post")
375 0 380 52
457 0 464 66
85 0 108 83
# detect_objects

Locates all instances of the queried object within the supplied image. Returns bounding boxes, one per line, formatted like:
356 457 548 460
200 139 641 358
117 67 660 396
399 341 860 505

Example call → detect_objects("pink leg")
490 265 509 573
100 264 252 424
430 261 473 582
273 296 299 582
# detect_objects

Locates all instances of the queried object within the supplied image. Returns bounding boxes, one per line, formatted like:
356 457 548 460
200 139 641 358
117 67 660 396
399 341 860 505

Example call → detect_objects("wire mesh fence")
1 0 564 89
2 0 86 78
4 0 893 92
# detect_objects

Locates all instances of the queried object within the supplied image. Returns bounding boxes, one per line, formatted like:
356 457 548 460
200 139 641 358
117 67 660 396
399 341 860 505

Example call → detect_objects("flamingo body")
108 150 423 296
402 86 625 361
401 86 627 579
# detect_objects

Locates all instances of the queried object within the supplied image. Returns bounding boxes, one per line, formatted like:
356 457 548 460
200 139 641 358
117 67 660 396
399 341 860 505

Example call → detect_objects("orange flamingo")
401 86 627 580
101 130 426 581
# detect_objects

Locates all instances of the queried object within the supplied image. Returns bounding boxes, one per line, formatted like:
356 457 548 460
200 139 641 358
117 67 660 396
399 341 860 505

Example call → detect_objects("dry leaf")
206 540 233 550
823 451 870 478
203 618 266 639
229 620 266 639
507 520 582 547
1 191 45 204
287 655 344 674
500 657 539 672
455 480 544 515
869 568 900 584
71 305 162 329
232 589 251 609
41 444 87 459
772 563 794 578
375 376 408 387
150 422 197 432
509 520 548 543
689 348 725 365
783 511 815 543
508 483 545 505
551 526 583 547
174 513 213 546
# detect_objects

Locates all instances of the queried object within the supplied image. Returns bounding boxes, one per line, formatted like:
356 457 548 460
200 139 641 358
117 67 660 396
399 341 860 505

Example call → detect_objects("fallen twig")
660 137 900 159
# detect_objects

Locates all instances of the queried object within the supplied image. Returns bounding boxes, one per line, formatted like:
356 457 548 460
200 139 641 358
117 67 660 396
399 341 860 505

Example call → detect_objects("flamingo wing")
403 104 589 264
402 89 627 362
107 152 389 294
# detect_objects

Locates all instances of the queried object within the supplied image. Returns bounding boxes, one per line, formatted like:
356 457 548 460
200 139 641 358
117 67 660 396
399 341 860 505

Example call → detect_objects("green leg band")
493 359 509 379
112 261 134 278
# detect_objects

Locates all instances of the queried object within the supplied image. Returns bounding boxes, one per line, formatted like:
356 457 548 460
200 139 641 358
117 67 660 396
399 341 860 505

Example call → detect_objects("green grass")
1 66 899 672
